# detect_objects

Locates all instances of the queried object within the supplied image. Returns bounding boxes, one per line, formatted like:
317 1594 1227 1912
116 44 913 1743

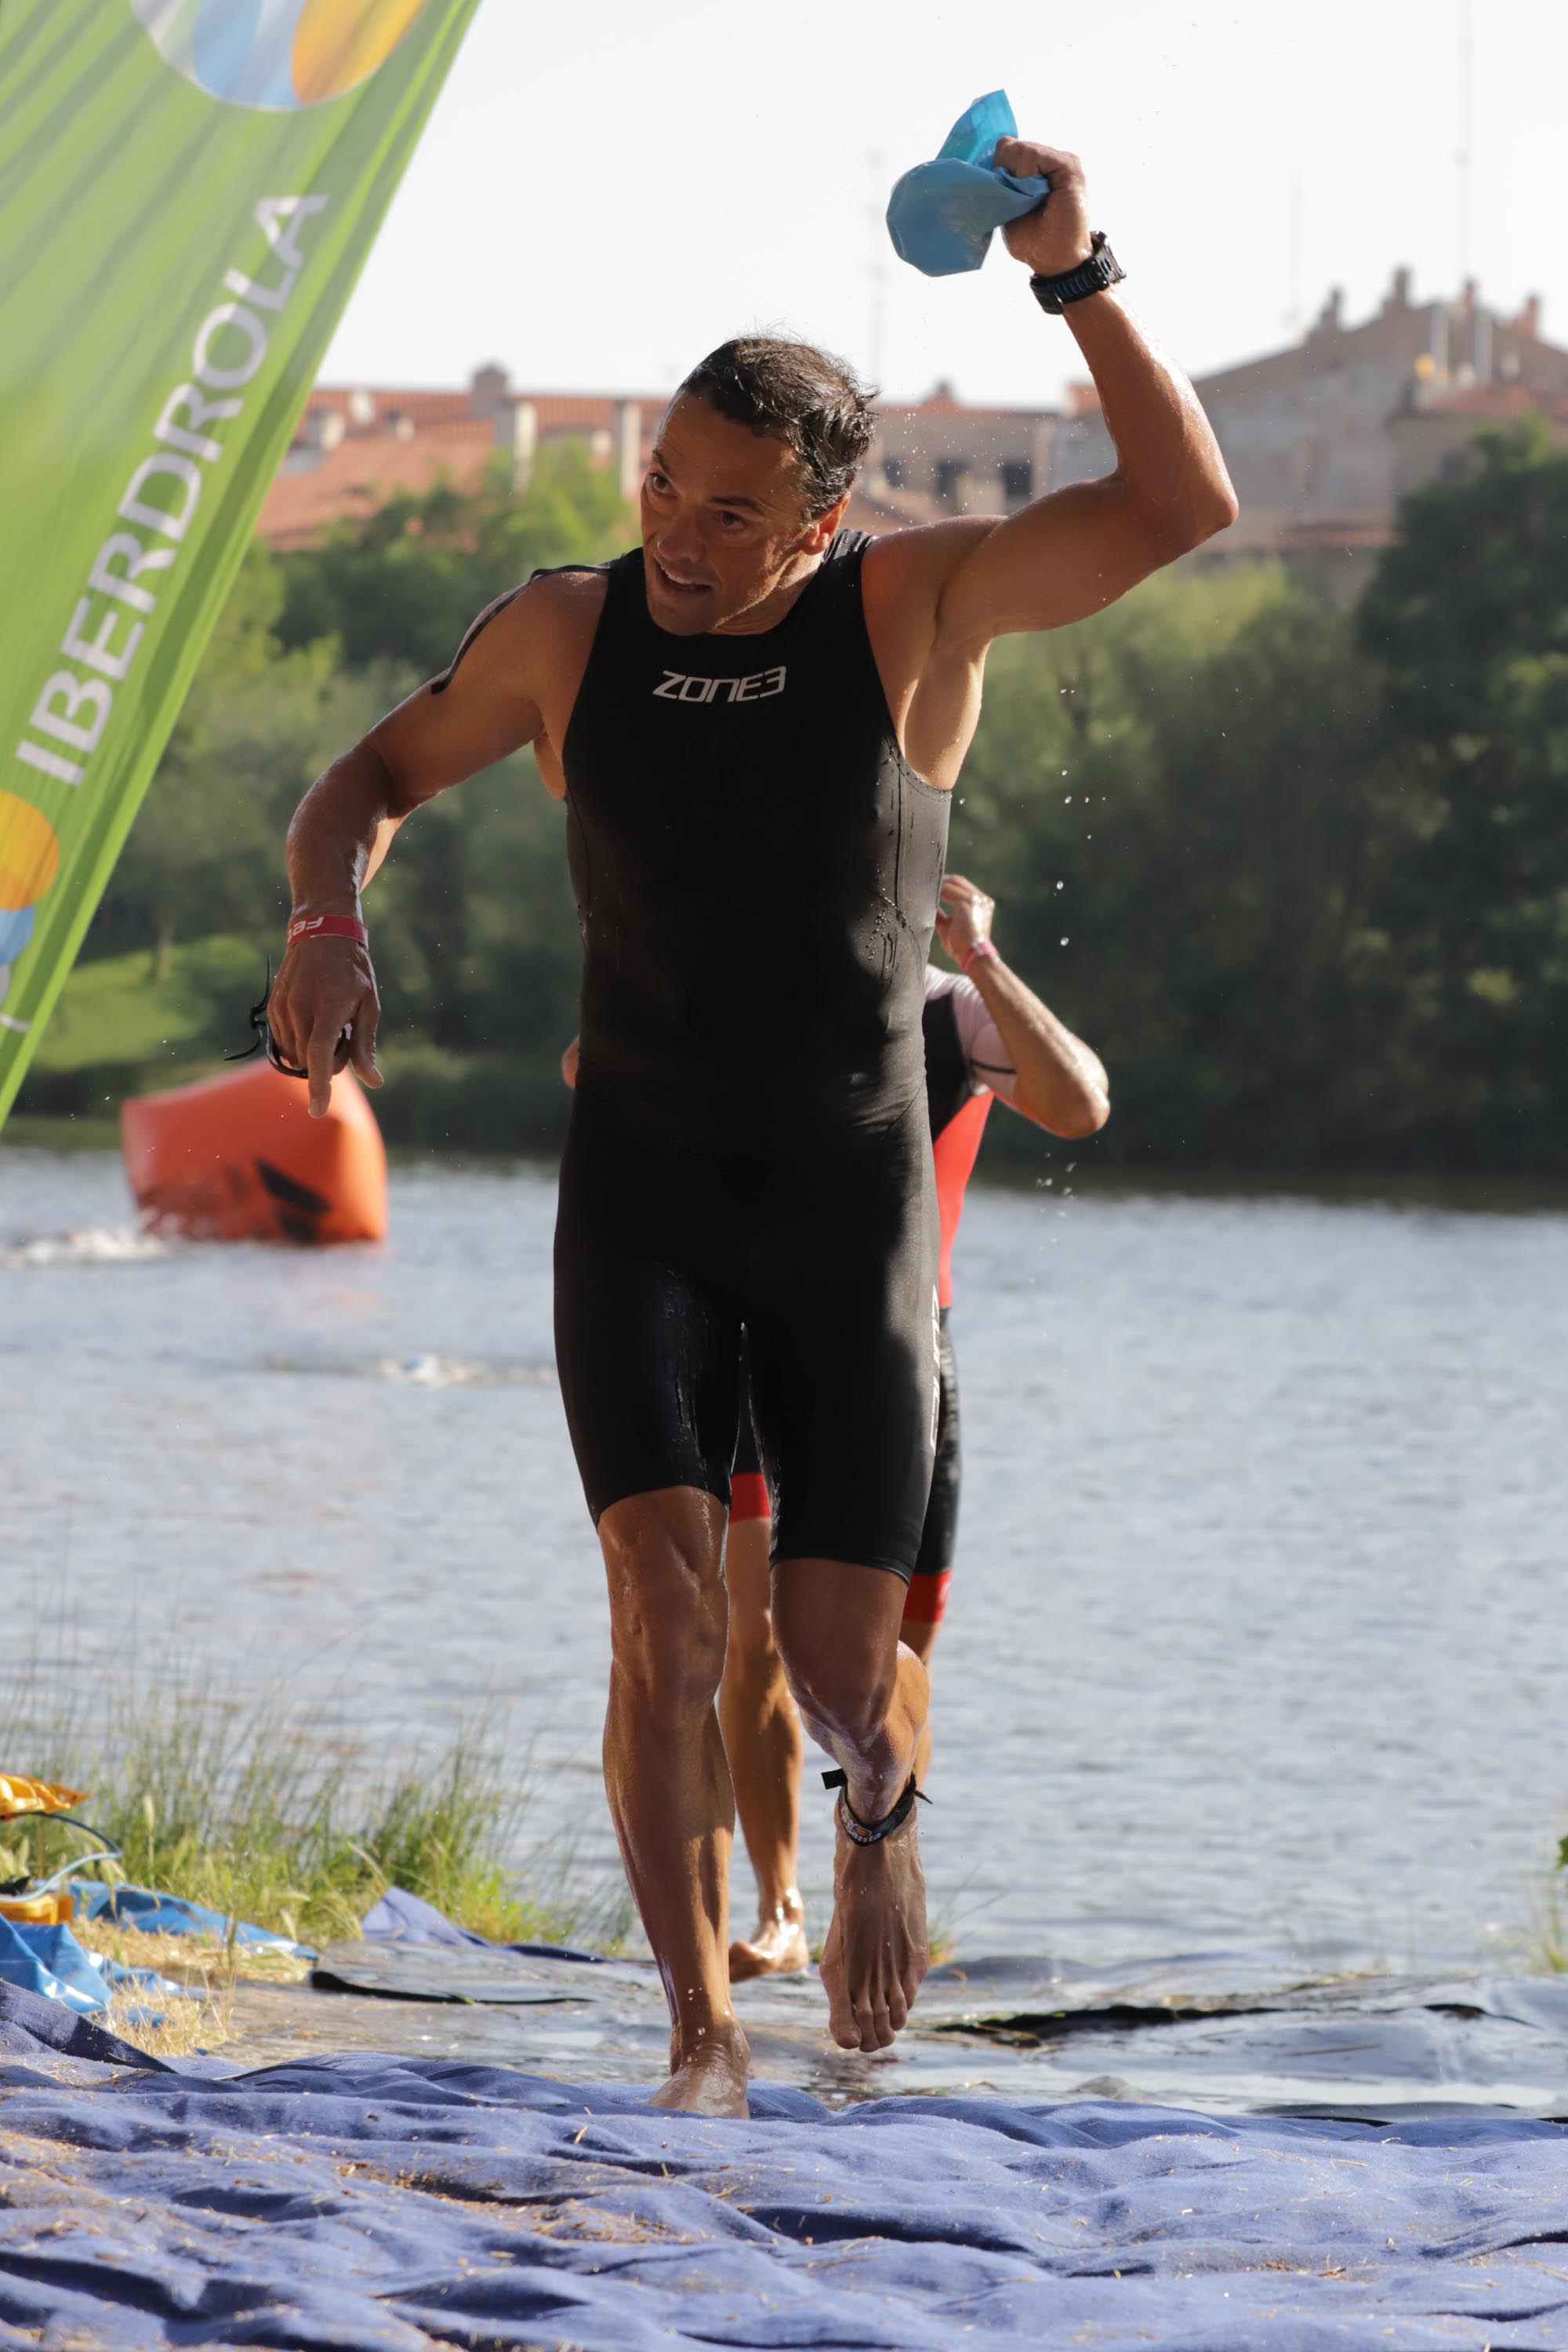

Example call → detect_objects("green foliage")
954 566 1407 1166
27 935 259 1087
274 444 630 676
93 543 411 967
3 1646 602 1951
1354 424 1568 1161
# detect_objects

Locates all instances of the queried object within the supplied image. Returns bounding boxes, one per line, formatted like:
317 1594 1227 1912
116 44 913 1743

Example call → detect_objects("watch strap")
1030 231 1125 315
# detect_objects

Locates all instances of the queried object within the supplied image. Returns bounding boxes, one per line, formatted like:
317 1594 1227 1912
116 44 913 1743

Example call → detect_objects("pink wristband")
287 913 368 950
960 938 998 975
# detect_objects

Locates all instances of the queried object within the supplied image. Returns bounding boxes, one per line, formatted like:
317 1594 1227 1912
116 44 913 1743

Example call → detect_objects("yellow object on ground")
0 1773 88 1819
0 1889 74 1926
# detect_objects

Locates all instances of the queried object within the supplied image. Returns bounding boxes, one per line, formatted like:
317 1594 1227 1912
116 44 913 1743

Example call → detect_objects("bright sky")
322 0 1566 410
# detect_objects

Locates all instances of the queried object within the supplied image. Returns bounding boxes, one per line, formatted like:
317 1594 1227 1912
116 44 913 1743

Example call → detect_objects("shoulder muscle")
368 569 607 810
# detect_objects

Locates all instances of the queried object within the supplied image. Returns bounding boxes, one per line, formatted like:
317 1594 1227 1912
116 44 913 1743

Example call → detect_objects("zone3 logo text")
653 666 787 703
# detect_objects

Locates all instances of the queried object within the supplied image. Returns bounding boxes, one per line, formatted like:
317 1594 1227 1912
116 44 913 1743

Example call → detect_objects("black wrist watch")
1029 231 1125 315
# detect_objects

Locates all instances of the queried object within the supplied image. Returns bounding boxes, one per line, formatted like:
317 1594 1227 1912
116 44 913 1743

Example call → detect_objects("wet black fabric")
554 535 949 1570
921 987 975 1142
916 1308 961 1579
733 1307 961 1582
729 989 972 1576
556 1093 937 1573
562 534 950 1142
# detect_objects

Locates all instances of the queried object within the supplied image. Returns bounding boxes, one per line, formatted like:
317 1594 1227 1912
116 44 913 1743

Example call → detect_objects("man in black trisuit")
270 136 1236 2116
558 877 1110 1981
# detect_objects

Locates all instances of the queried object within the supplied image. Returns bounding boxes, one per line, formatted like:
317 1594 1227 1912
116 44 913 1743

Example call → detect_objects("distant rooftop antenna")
1284 172 1303 334
1455 0 1475 287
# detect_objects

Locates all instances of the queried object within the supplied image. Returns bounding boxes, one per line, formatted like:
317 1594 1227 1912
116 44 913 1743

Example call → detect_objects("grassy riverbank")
2 1650 616 1956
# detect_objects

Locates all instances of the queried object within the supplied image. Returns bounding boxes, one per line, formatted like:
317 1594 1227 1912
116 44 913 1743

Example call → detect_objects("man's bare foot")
729 1892 809 1982
818 1806 928 2053
648 2018 751 2116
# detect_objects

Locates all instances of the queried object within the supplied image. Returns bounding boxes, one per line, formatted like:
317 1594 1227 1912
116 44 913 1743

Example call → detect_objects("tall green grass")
2 1634 626 1952
1537 1840 1568 1974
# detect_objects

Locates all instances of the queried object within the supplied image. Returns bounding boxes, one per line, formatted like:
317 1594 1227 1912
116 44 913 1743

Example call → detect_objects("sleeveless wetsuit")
553 532 951 1574
732 969 1019 1622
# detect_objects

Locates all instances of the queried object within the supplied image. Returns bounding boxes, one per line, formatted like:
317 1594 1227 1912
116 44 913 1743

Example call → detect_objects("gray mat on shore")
305 1944 1568 2119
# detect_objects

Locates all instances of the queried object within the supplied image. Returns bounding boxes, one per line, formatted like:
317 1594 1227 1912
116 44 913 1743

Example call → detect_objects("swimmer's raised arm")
931 140 1237 653
271 572 594 1114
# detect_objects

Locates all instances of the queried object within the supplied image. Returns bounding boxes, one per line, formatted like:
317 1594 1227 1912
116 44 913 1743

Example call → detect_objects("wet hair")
679 336 877 517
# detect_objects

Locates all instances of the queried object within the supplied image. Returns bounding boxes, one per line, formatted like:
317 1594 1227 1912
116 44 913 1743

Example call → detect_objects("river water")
4 1142 1566 1979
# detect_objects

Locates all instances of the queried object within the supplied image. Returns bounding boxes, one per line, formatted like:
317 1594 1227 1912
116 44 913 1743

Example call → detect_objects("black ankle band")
822 1769 930 1846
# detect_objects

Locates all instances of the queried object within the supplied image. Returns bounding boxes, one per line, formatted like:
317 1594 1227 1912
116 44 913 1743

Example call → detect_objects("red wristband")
960 938 998 975
286 913 368 949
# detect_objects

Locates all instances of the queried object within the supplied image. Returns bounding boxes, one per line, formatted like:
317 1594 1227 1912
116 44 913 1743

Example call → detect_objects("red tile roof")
260 420 500 548
305 387 477 427
300 385 669 430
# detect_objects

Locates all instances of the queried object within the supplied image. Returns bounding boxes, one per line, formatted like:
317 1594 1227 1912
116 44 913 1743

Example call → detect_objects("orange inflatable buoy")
120 1061 387 1243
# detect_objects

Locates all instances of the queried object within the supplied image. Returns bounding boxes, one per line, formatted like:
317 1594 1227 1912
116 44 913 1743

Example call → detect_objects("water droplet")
1059 937 1069 946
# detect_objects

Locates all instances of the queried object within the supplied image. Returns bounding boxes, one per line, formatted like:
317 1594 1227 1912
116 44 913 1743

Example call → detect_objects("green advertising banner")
0 0 483 1127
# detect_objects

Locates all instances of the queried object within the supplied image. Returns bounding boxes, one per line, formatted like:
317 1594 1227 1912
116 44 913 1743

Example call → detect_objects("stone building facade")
1050 270 1568 601
855 386 1058 525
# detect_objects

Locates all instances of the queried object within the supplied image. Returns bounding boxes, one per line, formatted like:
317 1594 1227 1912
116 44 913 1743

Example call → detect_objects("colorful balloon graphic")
130 0 430 110
0 907 38 962
0 793 59 1018
0 793 60 914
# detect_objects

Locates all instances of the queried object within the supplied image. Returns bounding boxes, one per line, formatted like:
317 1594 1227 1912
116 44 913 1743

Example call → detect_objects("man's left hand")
994 140 1094 280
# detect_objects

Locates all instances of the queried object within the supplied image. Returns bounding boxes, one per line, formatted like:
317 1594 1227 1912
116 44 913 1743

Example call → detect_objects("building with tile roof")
259 367 1062 549
1050 270 1568 601
260 368 662 549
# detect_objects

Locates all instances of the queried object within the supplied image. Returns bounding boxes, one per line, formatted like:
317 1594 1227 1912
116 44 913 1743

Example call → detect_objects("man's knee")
601 1487 727 1713
772 1604 895 1748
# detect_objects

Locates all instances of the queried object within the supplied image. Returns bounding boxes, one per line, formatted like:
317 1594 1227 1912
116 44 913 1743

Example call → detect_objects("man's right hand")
267 935 382 1118
935 872 996 966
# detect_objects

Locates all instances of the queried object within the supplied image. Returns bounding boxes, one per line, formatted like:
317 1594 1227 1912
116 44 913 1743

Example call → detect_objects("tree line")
29 423 1568 1173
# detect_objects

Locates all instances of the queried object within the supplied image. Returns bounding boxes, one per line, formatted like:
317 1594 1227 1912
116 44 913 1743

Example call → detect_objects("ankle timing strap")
822 1769 930 1846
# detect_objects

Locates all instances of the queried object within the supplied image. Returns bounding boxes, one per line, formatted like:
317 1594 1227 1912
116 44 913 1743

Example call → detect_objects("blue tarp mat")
78 1878 316 1957
361 1882 602 1962
0 1883 309 2016
0 1908 178 2016
2 1981 1566 2350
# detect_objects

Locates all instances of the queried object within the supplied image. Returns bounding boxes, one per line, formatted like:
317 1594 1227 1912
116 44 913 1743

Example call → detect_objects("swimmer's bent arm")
929 142 1238 655
973 950 1109 1138
270 583 550 1116
937 874 1109 1137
